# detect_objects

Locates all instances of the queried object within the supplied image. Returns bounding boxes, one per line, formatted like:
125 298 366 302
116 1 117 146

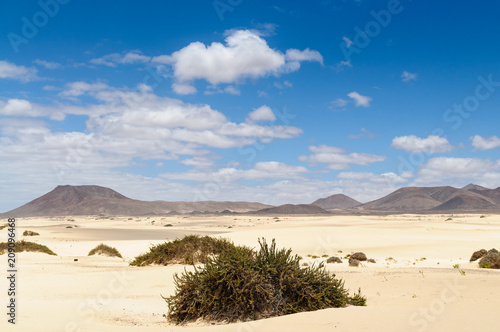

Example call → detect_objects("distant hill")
0 185 273 217
312 194 361 209
253 204 329 215
357 184 500 213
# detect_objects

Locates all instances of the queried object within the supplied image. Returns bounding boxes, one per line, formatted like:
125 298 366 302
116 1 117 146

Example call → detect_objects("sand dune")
1 214 499 331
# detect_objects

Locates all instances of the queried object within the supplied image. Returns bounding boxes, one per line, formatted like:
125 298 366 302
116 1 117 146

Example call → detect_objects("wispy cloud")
401 71 417 82
347 91 372 107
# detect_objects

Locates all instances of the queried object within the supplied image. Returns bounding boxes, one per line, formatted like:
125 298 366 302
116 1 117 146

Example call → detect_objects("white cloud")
0 60 38 82
161 161 307 182
299 145 385 170
33 59 61 70
347 91 372 107
0 99 65 120
401 71 417 82
246 105 276 123
172 83 197 95
343 36 354 48
330 98 349 109
59 81 110 98
90 50 151 67
152 30 322 93
391 135 453 153
414 157 500 185
471 135 500 151
335 60 352 71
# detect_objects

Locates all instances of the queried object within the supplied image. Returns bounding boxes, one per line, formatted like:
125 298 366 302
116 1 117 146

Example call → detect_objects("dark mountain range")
357 184 500 213
252 204 329 215
312 194 361 209
3 183 500 218
0 185 272 217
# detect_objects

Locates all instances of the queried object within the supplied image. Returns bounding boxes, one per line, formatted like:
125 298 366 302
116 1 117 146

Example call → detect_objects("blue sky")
1 0 500 211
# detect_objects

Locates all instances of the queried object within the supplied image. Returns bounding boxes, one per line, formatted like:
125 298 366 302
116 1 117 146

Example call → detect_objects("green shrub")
164 238 365 324
0 240 57 256
23 230 40 236
479 252 500 269
130 235 237 266
88 243 122 258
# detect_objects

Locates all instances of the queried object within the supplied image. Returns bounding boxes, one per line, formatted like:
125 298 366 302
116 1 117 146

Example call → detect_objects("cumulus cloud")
0 60 38 82
401 71 417 82
246 105 276 123
391 135 454 153
347 91 372 107
0 99 65 120
151 30 322 93
299 145 385 170
471 135 500 151
414 157 500 185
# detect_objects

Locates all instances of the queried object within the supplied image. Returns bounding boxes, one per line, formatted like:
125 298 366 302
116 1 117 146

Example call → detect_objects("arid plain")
1 213 499 332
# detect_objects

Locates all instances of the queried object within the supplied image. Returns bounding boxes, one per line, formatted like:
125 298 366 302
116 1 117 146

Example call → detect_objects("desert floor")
1 214 499 332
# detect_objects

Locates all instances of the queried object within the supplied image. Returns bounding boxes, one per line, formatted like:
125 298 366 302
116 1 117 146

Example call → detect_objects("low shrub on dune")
0 240 57 256
130 235 236 266
88 243 122 258
164 238 366 324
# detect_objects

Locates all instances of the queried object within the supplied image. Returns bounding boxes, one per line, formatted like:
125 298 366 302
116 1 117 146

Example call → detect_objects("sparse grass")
23 230 40 236
88 243 122 258
130 235 238 266
0 240 57 256
0 223 8 230
164 238 365 324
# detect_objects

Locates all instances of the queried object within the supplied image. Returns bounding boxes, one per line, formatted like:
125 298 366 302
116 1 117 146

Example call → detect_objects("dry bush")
0 240 56 256
130 235 236 266
88 243 122 258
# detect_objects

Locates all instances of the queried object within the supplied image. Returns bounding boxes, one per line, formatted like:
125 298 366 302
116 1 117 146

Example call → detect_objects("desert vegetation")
23 230 40 236
478 249 500 269
0 240 57 255
130 235 237 266
164 238 366 324
88 243 122 258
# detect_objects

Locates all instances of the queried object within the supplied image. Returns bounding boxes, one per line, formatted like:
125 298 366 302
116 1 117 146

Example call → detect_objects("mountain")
312 194 361 209
358 185 500 213
253 204 329 215
0 185 272 217
462 183 488 191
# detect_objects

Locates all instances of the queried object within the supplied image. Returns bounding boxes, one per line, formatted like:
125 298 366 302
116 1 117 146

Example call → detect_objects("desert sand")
1 214 499 332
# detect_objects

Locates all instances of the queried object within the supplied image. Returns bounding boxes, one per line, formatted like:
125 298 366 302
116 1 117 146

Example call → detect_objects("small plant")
453 264 459 269
130 235 237 266
348 288 367 306
322 254 329 258
337 250 343 253
23 230 40 236
164 238 366 324
0 223 8 230
480 215 486 218
446 218 453 221
66 226 72 228
0 240 57 256
459 269 466 276
311 255 320 259
88 243 122 258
